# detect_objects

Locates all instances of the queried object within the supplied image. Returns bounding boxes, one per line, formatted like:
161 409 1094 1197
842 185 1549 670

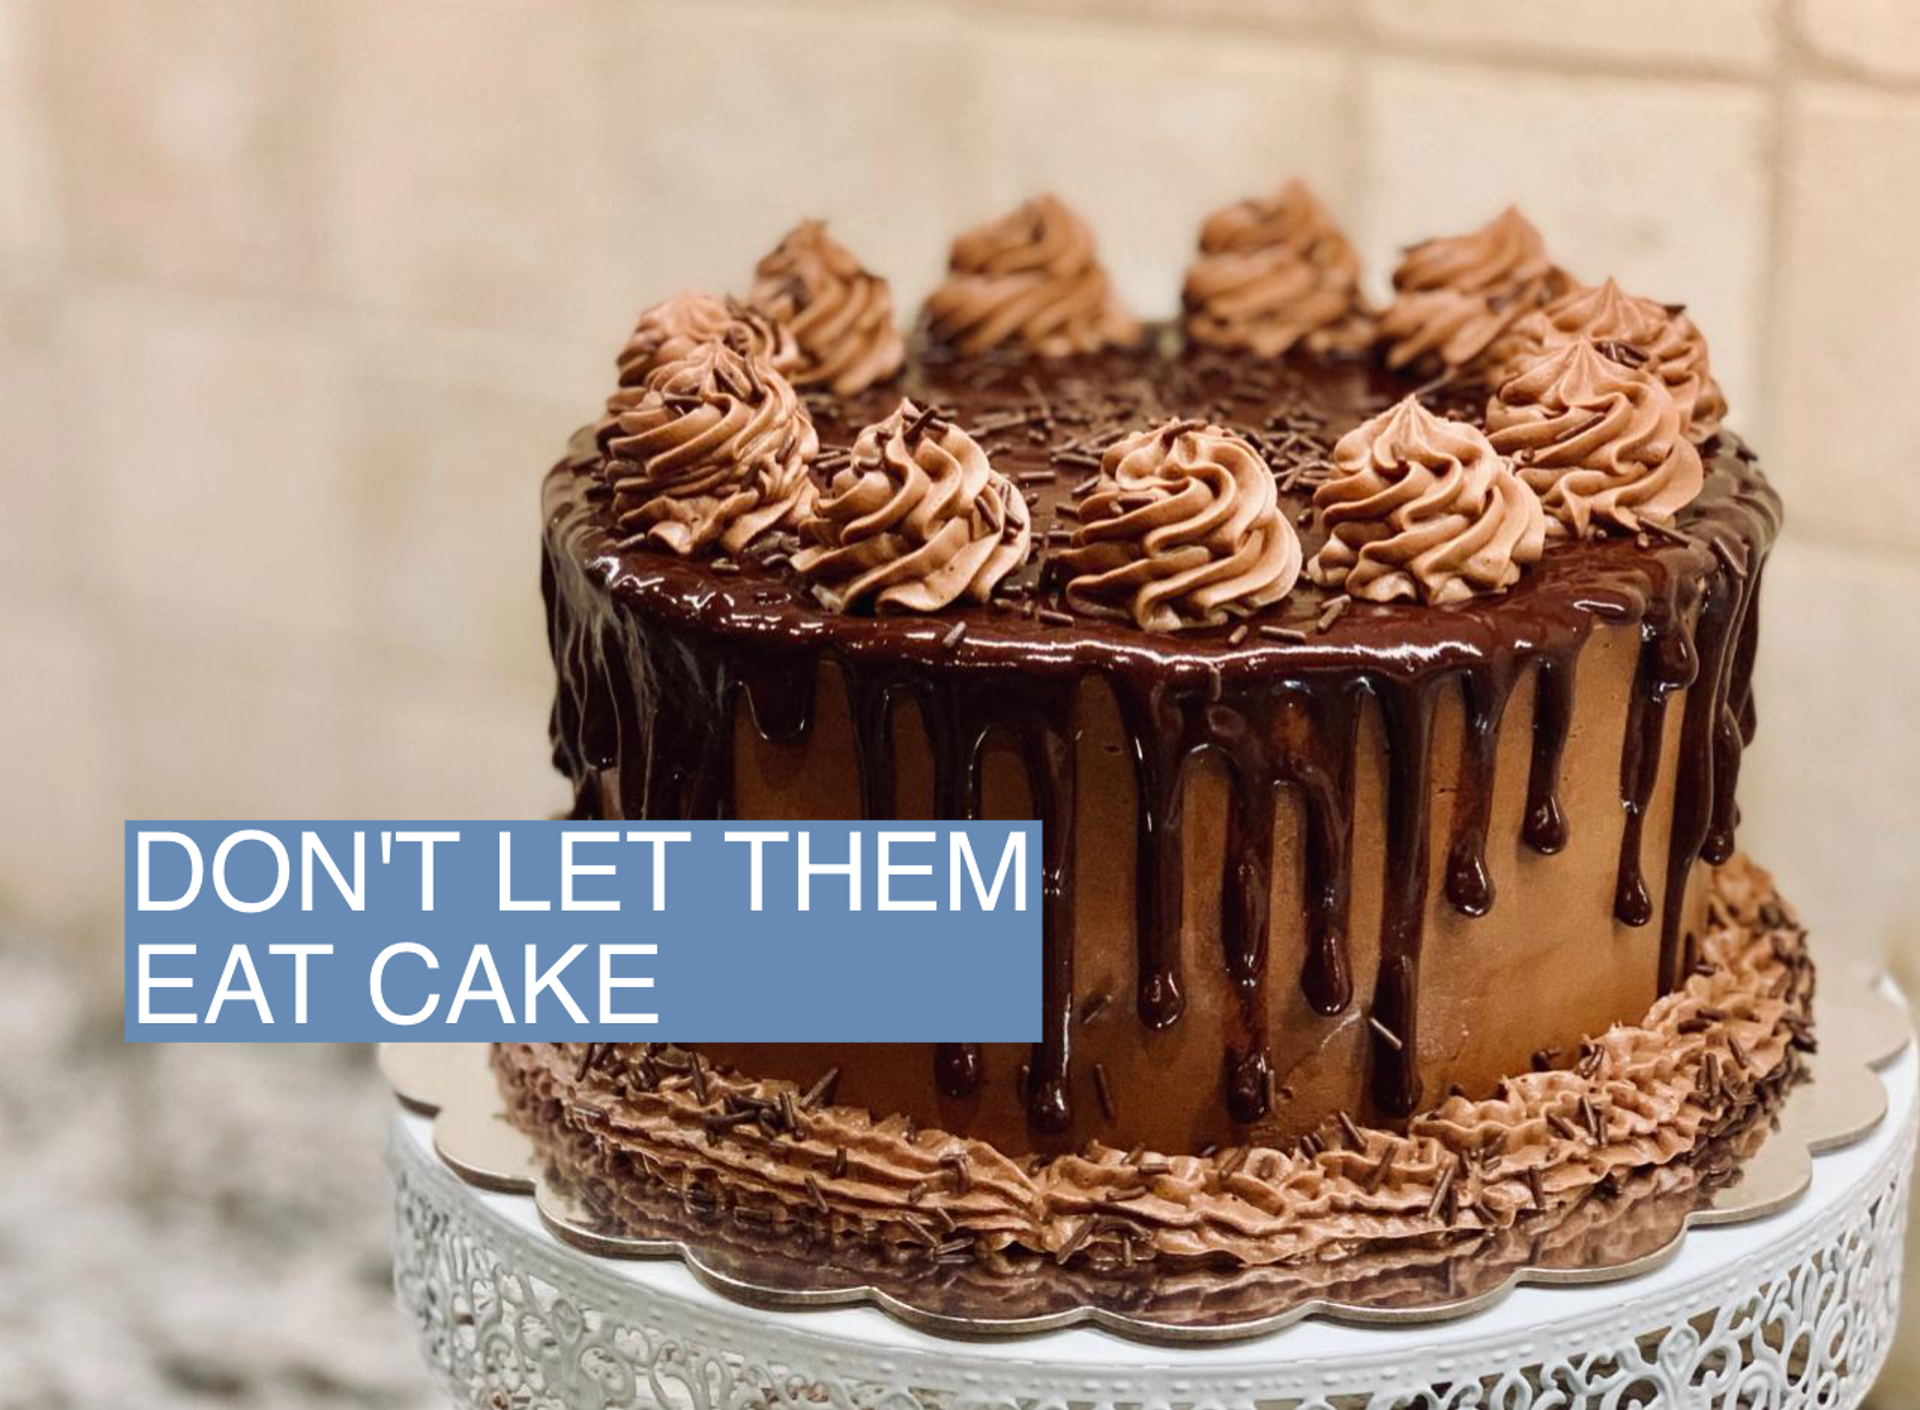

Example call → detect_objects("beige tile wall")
2 0 1919 1393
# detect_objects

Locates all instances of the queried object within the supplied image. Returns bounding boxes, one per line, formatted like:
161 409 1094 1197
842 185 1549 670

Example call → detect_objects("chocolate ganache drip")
1376 207 1570 373
924 195 1140 357
791 401 1031 612
1495 278 1727 444
603 340 817 557
1182 180 1371 357
1309 396 1546 604
1487 339 1704 539
750 220 906 396
1057 420 1303 631
545 316 1779 1140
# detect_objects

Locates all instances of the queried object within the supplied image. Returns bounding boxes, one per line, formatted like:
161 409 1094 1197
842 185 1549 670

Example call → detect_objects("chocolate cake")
500 192 1809 1273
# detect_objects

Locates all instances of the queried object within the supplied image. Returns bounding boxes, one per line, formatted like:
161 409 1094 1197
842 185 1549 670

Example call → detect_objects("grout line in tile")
1341 12 1374 246
948 0 1349 46
1329 0 1367 215
1779 0 1920 96
1369 38 1765 89
1347 15 1774 87
1750 0 1798 458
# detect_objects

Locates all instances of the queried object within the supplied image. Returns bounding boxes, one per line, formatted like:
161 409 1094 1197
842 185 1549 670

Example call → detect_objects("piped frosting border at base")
494 854 1811 1272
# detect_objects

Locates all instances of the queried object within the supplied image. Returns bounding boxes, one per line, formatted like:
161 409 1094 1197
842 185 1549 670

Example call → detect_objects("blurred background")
2 0 1918 1403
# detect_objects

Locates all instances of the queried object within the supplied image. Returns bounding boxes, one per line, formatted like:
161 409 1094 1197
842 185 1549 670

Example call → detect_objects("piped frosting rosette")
603 340 817 557
599 293 800 447
612 291 797 391
1377 207 1570 373
750 220 906 396
791 401 1031 613
1486 339 1705 539
1182 180 1371 357
1494 278 1727 443
924 195 1140 357
1309 396 1545 604
1058 421 1303 632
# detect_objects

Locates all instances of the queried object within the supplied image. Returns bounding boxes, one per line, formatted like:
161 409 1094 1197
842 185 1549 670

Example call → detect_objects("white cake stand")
391 1025 1914 1410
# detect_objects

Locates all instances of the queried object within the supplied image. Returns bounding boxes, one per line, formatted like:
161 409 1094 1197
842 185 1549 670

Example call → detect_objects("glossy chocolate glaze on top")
543 331 1780 1137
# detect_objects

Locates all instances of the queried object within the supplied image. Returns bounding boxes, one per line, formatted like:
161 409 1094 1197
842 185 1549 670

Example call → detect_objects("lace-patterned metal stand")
391 991 1914 1409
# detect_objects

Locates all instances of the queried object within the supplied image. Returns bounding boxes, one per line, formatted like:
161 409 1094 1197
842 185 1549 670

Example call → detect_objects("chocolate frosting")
496 854 1808 1270
603 341 818 556
1377 207 1570 372
598 295 801 452
1487 339 1705 539
1182 180 1371 357
611 291 798 392
1309 396 1546 604
750 220 906 396
791 401 1031 613
1057 420 1303 631
1496 278 1727 444
924 195 1140 357
492 1080 1770 1317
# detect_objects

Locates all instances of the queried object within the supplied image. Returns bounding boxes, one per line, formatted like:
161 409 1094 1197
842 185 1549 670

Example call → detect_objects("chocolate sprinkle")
1367 1015 1404 1052
1259 623 1309 643
1337 1110 1366 1153
801 1067 841 1109
1093 1062 1117 1121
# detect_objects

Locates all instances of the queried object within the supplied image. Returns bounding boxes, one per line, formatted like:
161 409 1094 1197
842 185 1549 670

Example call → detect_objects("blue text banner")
124 821 1040 1042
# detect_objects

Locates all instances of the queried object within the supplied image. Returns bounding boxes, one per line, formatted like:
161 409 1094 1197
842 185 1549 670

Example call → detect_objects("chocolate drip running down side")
544 340 1779 1140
